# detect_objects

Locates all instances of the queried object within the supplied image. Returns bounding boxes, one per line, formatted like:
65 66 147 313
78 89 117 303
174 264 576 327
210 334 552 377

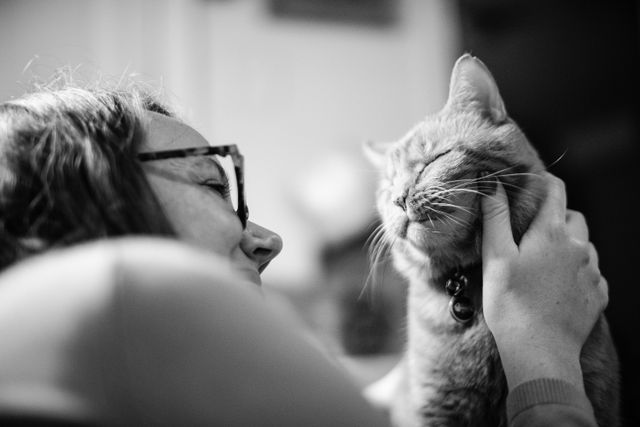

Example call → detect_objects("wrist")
495 335 584 393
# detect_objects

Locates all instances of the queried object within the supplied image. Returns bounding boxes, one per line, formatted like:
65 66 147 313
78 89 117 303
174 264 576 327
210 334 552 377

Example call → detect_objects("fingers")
531 173 567 229
598 276 610 312
566 210 589 242
482 179 517 256
585 242 608 313
587 242 599 269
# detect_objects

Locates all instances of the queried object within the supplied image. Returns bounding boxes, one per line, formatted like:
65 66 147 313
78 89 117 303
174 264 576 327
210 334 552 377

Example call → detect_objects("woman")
0 88 281 279
0 84 606 426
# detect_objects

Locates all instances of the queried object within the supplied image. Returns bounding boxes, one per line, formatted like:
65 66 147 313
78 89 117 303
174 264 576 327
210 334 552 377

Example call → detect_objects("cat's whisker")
371 230 392 265
425 203 469 227
440 213 470 231
491 180 539 198
367 229 392 277
438 187 484 198
447 177 480 187
422 204 455 229
428 214 436 230
433 201 475 217
544 150 567 170
364 230 397 295
452 178 539 199
365 223 386 254
365 229 388 292
451 169 541 185
439 210 469 227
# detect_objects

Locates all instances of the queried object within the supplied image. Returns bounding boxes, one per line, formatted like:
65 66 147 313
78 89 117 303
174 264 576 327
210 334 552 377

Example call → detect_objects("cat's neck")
396 243 483 335
395 239 481 285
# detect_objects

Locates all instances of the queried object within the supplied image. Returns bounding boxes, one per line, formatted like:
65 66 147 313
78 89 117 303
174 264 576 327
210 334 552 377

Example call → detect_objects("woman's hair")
0 82 178 270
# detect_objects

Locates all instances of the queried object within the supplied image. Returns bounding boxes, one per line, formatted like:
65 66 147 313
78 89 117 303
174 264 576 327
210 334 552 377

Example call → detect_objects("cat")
363 54 620 427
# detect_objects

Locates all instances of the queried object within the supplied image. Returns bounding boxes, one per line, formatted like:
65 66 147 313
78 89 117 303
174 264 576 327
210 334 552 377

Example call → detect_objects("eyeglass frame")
137 144 248 229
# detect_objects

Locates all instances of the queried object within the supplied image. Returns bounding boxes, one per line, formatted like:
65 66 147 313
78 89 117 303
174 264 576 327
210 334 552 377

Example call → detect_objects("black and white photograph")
0 1 637 426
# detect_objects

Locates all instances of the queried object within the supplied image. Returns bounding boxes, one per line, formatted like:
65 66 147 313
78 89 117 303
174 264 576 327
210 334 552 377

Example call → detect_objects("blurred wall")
204 1 459 287
0 0 212 113
0 0 460 289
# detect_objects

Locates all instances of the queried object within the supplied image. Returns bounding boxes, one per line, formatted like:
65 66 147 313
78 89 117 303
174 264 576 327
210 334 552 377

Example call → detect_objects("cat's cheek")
386 215 409 239
378 200 408 237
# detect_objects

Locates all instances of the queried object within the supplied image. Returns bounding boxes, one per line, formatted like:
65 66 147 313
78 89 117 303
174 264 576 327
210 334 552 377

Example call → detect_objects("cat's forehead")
392 120 466 165
393 111 508 164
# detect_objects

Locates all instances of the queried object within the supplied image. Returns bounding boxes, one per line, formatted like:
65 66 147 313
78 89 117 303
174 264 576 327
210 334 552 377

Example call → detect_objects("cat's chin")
405 230 452 254
407 219 475 248
404 221 482 268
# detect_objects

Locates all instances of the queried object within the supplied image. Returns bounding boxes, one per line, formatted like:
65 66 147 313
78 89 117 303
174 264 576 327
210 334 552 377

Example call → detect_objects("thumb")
482 178 516 256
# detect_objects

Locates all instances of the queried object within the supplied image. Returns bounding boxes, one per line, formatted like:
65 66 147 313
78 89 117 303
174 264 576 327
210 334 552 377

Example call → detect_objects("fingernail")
480 171 497 196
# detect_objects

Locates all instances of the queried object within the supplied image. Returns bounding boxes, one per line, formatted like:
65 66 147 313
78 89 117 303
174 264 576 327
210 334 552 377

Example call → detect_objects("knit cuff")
507 378 595 423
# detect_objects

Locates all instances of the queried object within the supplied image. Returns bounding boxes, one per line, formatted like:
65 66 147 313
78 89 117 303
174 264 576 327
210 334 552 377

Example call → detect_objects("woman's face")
140 112 282 285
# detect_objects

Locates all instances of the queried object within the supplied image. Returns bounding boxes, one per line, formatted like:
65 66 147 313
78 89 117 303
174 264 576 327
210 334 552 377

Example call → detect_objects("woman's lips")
258 261 271 274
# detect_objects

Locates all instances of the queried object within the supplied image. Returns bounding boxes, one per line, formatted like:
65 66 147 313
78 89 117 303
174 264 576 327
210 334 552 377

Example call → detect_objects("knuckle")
546 221 568 240
598 277 609 309
601 291 610 311
566 209 584 222
567 236 587 253
567 210 587 230
564 210 587 242
589 270 602 286
549 174 566 192
588 242 599 266
574 241 591 264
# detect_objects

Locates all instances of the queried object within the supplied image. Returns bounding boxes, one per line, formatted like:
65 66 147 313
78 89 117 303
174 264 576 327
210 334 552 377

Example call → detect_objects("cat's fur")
364 54 620 427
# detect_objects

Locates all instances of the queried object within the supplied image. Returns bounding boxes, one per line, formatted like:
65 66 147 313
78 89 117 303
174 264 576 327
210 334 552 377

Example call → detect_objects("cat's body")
365 54 620 427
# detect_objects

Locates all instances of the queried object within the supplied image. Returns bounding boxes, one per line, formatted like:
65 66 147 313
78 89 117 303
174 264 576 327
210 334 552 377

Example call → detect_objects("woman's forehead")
141 111 210 152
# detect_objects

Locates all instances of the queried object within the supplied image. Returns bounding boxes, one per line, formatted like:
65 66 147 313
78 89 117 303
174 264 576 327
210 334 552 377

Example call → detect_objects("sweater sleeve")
507 378 598 427
111 240 388 427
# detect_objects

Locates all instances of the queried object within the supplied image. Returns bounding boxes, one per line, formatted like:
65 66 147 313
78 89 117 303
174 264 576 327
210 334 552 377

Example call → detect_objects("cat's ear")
447 53 507 123
362 139 391 168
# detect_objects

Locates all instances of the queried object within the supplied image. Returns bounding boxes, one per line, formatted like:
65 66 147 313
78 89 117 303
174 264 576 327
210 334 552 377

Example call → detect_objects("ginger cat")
364 54 620 427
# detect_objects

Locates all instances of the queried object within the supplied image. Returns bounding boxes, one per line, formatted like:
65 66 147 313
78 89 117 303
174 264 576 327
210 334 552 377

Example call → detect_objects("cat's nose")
394 195 407 211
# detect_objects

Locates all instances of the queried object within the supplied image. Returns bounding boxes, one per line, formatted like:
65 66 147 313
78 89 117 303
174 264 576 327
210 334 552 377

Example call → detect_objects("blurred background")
1 0 637 424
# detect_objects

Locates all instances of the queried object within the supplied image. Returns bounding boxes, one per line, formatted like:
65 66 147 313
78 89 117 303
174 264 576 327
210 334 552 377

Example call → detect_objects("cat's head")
366 54 546 269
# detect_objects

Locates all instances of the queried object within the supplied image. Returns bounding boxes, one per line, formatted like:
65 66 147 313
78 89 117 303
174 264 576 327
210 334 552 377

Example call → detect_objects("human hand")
481 172 608 390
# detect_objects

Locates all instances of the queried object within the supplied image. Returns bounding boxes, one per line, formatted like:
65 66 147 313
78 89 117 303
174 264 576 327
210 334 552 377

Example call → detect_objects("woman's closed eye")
200 180 231 200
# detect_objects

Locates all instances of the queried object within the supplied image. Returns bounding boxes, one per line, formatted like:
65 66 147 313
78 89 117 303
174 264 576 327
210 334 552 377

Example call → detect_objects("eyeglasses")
138 144 248 229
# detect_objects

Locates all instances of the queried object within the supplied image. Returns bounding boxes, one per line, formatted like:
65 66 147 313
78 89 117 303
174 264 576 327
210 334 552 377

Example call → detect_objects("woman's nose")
240 222 283 272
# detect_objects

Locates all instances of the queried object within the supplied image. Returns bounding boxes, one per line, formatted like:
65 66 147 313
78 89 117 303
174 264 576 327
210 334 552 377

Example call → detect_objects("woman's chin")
234 267 262 286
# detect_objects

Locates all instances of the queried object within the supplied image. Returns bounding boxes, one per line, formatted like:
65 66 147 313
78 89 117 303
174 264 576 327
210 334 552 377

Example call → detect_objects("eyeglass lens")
211 154 239 212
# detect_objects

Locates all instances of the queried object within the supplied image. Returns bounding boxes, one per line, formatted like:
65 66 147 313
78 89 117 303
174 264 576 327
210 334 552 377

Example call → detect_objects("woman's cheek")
206 202 244 255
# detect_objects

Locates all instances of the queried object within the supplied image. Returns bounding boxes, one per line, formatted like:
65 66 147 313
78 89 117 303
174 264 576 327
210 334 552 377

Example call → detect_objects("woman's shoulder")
0 238 254 424
109 237 243 294
0 237 253 355
0 237 244 301
0 238 391 426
